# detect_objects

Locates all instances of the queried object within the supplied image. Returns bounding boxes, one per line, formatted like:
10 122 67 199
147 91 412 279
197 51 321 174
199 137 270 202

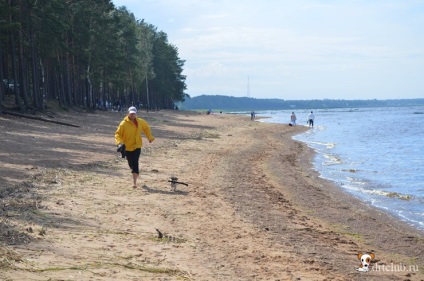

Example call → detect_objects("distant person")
115 106 155 188
251 111 256 121
308 111 315 127
290 112 297 126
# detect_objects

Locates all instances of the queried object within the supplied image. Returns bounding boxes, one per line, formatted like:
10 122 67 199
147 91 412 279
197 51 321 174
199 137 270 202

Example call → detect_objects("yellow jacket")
115 116 154 151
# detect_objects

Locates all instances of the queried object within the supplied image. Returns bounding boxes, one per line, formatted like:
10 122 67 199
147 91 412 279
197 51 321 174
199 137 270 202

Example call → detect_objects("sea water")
258 106 424 231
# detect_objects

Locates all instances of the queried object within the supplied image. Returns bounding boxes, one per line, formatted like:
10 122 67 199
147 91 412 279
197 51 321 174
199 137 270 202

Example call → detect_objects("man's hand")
117 144 126 158
117 143 125 152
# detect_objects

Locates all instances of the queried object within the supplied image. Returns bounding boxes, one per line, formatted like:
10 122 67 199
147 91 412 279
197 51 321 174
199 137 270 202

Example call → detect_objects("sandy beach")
0 109 423 281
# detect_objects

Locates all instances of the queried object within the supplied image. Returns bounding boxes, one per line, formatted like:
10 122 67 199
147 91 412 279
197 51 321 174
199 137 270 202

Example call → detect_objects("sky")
112 0 424 100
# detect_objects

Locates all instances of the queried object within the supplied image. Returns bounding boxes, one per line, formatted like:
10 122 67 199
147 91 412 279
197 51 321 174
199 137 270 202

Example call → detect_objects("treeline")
0 0 187 112
180 95 424 111
180 95 285 111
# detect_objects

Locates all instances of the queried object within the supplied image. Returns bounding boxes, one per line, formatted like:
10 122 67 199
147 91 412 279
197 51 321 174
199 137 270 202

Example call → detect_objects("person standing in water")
290 112 297 126
308 111 315 127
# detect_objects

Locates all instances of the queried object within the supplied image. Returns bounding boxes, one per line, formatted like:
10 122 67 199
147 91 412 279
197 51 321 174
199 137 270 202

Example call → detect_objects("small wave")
341 184 414 201
396 212 424 230
342 168 360 173
345 177 367 185
322 154 342 165
307 141 336 149
412 211 424 217
367 189 414 200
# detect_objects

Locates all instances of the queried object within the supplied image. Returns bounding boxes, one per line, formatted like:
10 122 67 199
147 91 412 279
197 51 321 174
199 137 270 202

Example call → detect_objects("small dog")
168 176 188 192
355 252 375 272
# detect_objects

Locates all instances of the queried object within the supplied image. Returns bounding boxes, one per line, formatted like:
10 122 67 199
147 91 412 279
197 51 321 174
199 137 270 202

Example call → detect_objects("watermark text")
372 263 419 272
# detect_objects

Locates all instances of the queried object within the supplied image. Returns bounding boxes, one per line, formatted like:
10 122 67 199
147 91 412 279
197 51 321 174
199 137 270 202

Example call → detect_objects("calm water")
258 106 424 231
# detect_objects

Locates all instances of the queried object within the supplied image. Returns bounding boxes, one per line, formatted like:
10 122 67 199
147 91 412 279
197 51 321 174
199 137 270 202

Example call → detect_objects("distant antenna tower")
247 75 250 97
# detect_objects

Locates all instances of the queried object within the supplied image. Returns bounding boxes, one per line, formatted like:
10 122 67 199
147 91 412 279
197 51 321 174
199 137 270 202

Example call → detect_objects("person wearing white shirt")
308 111 315 127
290 112 297 126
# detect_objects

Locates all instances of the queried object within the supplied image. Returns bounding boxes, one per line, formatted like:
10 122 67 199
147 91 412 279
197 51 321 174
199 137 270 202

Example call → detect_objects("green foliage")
181 95 424 111
0 0 186 111
150 31 187 109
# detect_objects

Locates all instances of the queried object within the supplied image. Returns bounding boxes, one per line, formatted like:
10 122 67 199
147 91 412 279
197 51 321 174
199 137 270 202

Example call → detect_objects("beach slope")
0 110 422 280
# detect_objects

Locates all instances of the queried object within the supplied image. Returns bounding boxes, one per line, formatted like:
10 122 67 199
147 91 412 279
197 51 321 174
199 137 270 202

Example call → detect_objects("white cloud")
112 0 424 99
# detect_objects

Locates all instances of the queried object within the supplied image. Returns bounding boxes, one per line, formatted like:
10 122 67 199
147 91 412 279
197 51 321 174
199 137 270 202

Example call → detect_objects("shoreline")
285 123 423 233
246 119 423 273
0 109 422 280
287 128 424 247
260 107 424 233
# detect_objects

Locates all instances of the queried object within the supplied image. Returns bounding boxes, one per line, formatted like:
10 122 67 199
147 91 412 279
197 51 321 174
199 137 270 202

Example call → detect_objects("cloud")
112 0 424 99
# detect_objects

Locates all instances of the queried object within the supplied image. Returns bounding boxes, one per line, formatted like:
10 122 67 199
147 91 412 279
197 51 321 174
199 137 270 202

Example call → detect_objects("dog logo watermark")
355 252 375 272
355 252 420 273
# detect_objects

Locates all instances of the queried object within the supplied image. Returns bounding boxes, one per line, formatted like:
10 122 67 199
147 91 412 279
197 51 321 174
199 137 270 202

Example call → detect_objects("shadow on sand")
141 184 189 196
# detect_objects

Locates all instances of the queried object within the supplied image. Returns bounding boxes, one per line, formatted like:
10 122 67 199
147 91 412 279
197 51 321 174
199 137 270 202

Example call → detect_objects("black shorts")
125 148 141 174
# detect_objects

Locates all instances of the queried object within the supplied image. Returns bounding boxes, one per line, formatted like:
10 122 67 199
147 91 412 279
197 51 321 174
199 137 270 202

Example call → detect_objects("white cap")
128 106 137 114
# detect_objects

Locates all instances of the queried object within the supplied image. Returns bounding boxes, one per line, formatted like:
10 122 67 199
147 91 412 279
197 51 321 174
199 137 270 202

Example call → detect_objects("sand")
0 109 422 281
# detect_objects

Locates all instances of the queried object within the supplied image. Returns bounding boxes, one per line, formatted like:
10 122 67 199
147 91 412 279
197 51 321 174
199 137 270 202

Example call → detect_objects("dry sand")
0 109 423 281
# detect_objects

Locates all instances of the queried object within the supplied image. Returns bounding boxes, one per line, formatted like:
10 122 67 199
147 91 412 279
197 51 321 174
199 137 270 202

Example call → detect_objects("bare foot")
133 185 137 189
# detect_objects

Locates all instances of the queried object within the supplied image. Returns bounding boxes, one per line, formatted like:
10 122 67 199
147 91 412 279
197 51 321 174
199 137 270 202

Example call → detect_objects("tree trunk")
8 0 20 107
17 1 30 108
0 42 4 104
86 64 93 108
146 75 150 109
29 10 41 110
39 58 46 109
65 51 73 106
56 50 66 107
76 65 83 105
9 30 20 107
